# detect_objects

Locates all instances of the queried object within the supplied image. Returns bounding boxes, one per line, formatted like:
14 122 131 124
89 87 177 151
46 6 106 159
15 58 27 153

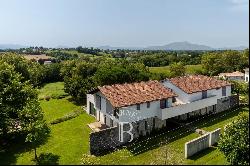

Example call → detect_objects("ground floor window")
110 118 113 127
89 102 96 117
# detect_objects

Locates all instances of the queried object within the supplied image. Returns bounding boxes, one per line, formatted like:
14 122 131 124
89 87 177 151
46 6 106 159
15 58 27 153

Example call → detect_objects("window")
153 118 155 129
114 109 119 119
89 102 96 116
136 104 140 110
145 121 148 130
202 91 207 99
96 95 102 110
160 99 168 109
110 118 113 127
165 99 169 108
222 86 226 96
147 102 150 108
160 100 165 109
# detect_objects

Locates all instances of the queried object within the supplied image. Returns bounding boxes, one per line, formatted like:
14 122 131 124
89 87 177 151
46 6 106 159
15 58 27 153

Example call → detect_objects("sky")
0 0 249 48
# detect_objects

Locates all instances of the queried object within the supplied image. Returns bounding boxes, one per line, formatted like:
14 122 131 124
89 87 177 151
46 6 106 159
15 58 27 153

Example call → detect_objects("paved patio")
88 121 109 132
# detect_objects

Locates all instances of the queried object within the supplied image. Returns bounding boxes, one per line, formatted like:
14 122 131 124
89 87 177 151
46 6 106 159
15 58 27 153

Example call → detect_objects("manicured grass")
149 64 203 76
40 97 81 123
1 81 248 165
38 82 68 99
0 82 95 165
81 106 248 165
199 106 248 132
13 113 95 165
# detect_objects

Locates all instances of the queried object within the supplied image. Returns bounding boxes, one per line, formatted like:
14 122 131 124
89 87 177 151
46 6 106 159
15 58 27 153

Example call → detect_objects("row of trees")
0 55 50 161
128 51 202 67
201 49 249 76
61 58 150 102
0 53 63 87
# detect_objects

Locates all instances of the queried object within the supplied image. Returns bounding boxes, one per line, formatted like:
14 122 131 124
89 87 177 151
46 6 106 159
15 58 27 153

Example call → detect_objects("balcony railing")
159 95 219 120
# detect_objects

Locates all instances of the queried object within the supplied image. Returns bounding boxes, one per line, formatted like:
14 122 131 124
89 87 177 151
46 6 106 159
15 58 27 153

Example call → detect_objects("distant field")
45 50 113 60
149 64 203 76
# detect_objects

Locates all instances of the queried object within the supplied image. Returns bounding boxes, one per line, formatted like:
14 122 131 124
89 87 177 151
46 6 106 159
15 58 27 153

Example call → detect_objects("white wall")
86 94 95 114
245 71 249 82
162 80 231 103
160 95 218 120
118 98 172 123
86 84 231 123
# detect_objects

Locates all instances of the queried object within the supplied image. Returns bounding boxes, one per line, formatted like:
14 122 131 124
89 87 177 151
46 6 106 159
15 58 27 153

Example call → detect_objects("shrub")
50 110 83 125
218 112 249 165
44 96 51 101
35 153 60 165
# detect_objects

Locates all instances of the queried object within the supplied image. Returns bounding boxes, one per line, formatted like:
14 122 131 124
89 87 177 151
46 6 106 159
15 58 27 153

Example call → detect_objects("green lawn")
0 81 248 165
0 82 96 165
38 82 68 99
81 106 248 165
149 64 203 76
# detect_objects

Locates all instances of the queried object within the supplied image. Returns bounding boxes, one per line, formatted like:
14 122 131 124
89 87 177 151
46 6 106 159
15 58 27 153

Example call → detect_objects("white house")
244 68 249 83
218 71 244 81
160 75 231 120
87 75 232 130
87 80 177 127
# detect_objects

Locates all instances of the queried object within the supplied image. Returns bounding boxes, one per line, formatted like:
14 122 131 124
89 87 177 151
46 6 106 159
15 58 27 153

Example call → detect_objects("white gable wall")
162 80 231 103
118 98 173 122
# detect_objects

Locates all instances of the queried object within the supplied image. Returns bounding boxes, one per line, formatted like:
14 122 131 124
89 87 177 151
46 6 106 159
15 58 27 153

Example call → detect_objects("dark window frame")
202 90 207 99
96 94 102 110
147 102 150 108
222 86 226 96
136 104 140 110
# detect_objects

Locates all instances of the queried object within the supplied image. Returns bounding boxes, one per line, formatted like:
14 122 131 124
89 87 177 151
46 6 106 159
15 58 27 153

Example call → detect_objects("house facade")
218 71 244 81
244 68 249 83
87 75 234 135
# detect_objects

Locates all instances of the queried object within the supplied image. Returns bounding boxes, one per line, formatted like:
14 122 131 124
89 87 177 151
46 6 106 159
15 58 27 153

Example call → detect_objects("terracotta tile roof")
219 71 244 77
98 80 177 108
169 75 231 94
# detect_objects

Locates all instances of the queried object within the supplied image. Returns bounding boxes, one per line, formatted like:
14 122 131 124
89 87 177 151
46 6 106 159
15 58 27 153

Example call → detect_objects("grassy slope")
149 64 203 75
15 113 95 165
82 106 248 165
38 82 67 99
3 82 96 165
1 81 248 165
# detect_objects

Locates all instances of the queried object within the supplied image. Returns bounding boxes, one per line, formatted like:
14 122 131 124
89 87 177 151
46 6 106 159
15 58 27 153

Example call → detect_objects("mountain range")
0 42 248 50
98 42 248 50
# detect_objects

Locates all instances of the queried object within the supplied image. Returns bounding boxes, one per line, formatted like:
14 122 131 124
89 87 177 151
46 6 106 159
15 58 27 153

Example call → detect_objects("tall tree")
218 112 249 165
169 62 186 77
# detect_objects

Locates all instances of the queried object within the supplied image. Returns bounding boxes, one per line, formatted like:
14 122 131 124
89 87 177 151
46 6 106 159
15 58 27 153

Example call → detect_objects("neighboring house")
87 75 234 138
244 68 249 83
23 54 54 64
218 71 244 81
44 60 52 65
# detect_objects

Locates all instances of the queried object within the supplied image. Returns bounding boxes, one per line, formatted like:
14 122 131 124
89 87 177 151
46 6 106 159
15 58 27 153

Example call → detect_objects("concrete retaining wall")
185 133 210 158
185 128 222 158
209 128 221 146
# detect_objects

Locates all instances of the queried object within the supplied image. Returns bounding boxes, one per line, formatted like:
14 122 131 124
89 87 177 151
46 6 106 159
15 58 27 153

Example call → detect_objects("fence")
185 128 221 158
